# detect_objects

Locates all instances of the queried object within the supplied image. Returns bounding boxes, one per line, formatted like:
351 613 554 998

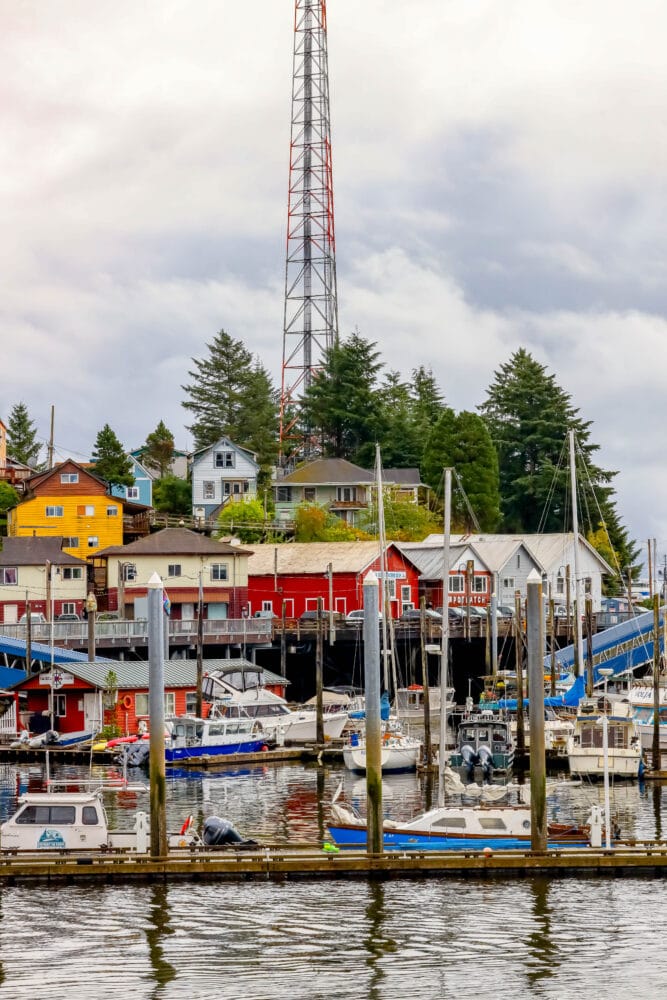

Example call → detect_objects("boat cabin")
0 791 111 851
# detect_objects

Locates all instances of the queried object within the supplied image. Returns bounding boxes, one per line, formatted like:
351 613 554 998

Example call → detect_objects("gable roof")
12 658 286 691
24 459 109 493
277 458 374 486
421 532 613 575
0 536 87 567
95 526 252 558
192 436 259 466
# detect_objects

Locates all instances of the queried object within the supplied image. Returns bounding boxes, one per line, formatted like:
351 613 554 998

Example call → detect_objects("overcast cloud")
2 1 666 566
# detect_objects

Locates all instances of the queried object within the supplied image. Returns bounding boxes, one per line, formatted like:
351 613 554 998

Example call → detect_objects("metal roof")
396 544 468 579
278 457 374 486
12 658 287 691
247 541 389 575
421 532 613 574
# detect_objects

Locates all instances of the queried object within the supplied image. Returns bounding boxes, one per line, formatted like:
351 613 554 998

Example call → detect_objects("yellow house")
7 459 127 560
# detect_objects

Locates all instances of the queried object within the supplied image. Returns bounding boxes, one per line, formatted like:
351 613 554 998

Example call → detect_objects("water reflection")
145 884 176 997
524 877 558 990
364 882 397 1000
653 783 663 840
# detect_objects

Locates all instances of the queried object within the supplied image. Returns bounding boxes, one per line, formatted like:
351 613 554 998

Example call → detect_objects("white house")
190 437 260 521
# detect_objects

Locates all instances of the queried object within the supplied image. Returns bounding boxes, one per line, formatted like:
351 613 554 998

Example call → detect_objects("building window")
556 575 565 596
215 451 235 469
62 537 79 549
54 694 66 718
203 481 215 500
401 585 411 603
210 563 228 582
60 473 79 484
168 564 182 578
502 577 515 591
185 692 197 715
276 486 292 502
471 577 488 594
62 567 83 580
0 568 17 585
61 602 76 615
87 536 99 548
243 481 249 493
336 487 357 503
77 505 95 516
303 487 316 502
449 574 464 593
135 693 147 715
46 506 64 518
122 564 137 582
107 506 118 516
126 487 139 500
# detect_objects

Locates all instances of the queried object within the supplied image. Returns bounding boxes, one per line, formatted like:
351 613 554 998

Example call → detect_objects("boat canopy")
494 674 585 711
348 691 390 721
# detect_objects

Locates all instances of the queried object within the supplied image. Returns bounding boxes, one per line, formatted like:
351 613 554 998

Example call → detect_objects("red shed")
246 541 422 619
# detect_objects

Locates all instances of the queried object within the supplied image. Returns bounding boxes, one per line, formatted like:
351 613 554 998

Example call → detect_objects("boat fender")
261 745 269 752
121 695 133 710
180 815 194 836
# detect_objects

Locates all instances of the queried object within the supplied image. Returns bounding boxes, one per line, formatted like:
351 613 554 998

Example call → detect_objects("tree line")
3 329 639 582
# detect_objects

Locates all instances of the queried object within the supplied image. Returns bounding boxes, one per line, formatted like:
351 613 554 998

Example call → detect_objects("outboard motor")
477 744 494 779
43 730 59 746
202 816 258 848
460 743 478 776
124 742 150 768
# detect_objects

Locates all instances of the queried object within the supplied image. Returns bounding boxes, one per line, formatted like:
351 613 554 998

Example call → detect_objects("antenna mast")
279 0 338 457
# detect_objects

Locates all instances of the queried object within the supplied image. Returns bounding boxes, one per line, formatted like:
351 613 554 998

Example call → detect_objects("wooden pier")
2 842 667 885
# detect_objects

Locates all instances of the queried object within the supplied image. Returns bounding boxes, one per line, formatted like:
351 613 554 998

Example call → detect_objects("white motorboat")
393 685 456 723
622 683 667 752
202 665 348 743
566 697 643 780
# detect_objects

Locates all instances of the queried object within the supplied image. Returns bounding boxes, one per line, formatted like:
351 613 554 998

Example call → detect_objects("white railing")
0 618 273 645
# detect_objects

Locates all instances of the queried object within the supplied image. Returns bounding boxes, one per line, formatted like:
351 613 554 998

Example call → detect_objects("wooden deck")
2 842 667 884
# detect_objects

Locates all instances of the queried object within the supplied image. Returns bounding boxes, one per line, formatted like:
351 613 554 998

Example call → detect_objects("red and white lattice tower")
279 0 338 454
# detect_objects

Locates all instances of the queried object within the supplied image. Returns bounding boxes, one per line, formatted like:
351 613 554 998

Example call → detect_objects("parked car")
400 608 442 622
18 613 47 625
56 613 81 622
345 609 383 624
299 610 345 624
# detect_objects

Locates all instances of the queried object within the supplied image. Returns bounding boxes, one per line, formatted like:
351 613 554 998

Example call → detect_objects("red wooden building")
246 541 422 619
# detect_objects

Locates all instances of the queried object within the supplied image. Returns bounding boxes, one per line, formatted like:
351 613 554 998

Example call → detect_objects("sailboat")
341 447 422 774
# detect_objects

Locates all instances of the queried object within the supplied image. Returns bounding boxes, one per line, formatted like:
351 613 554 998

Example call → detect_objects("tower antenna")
279 0 338 459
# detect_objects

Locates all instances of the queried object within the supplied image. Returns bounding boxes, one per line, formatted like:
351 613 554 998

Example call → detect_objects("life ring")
120 695 133 710
180 815 194 836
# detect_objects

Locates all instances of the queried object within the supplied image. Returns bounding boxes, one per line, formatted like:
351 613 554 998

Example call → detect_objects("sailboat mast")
569 429 585 677
438 467 452 807
376 445 390 692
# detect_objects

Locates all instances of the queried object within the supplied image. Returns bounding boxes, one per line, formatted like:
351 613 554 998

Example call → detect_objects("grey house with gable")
190 437 259 521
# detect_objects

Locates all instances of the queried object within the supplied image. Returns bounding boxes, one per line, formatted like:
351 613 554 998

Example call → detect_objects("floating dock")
3 842 667 885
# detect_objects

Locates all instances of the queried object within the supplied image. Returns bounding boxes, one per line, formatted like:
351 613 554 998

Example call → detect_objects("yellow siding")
8 494 123 559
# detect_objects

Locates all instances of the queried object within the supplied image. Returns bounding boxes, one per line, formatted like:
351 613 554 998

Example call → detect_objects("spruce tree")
300 331 383 463
91 424 134 490
6 402 42 467
141 420 175 479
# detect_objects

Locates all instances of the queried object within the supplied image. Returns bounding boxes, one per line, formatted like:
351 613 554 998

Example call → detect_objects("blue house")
111 455 153 508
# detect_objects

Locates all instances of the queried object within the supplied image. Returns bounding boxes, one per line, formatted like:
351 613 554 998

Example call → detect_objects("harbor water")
0 759 666 999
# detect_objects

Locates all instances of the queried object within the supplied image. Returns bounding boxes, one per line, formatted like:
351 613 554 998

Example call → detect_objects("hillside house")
110 454 153 508
6 460 151 560
190 437 259 522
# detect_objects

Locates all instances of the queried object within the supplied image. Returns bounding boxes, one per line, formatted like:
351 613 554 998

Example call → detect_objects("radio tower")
279 0 338 457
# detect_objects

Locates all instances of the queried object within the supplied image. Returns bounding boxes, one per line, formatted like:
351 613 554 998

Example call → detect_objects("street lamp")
599 667 615 849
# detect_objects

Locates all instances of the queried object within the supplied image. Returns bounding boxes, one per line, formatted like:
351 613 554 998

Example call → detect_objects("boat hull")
567 749 642 780
327 824 590 852
343 742 421 774
165 738 266 763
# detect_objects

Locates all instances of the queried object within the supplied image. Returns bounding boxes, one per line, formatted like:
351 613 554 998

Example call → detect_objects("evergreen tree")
153 476 191 516
181 330 279 479
300 331 383 463
421 409 501 530
411 365 448 439
91 424 134 490
375 372 423 468
6 402 42 467
141 421 175 479
478 348 639 575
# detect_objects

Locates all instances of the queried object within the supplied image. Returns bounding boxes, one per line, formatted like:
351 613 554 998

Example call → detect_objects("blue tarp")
348 691 390 721
494 674 585 711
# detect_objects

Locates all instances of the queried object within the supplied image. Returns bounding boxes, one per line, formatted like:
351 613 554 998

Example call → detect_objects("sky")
2 1 666 571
